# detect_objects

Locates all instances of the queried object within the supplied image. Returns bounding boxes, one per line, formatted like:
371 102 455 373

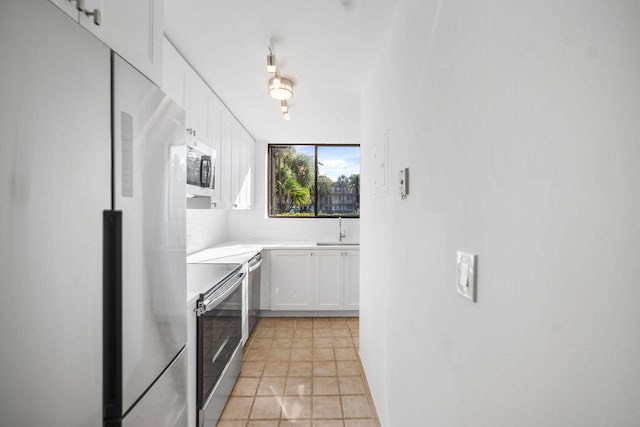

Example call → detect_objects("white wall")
186 209 230 254
229 139 360 243
360 0 640 426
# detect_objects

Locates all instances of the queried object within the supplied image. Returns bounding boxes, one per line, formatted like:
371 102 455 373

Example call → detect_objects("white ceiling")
164 0 397 143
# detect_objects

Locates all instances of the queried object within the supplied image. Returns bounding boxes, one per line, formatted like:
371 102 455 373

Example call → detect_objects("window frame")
267 143 361 219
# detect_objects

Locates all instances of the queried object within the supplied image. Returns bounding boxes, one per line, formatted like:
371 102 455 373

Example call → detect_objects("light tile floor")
217 317 380 427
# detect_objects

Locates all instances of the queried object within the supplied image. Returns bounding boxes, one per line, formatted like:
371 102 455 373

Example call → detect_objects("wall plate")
456 251 477 302
399 167 409 199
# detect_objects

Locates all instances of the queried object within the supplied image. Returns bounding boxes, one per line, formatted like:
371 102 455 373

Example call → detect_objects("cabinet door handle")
84 7 101 25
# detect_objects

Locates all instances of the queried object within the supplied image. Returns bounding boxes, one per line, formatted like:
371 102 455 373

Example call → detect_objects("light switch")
456 251 477 302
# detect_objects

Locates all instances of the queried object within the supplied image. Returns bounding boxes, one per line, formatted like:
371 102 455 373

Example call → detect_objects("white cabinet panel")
315 251 343 310
185 68 209 141
231 127 255 210
80 0 163 85
230 120 241 208
219 109 234 209
343 250 360 309
162 39 187 109
271 251 313 310
207 95 223 207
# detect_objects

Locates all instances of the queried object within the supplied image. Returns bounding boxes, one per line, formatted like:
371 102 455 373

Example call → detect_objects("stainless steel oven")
196 265 244 427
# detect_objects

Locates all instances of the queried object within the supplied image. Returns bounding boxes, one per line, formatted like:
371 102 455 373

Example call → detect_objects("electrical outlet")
456 251 477 302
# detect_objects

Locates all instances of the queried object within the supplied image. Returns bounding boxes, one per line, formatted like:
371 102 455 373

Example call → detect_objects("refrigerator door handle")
103 209 123 419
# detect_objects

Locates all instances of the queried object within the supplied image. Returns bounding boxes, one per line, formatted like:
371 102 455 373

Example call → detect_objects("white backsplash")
186 209 230 254
228 209 360 243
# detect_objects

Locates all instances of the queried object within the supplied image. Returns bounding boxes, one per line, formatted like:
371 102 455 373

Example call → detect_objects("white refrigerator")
0 1 188 426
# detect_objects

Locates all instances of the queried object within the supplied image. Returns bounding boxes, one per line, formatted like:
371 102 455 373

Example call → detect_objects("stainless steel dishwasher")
247 253 262 335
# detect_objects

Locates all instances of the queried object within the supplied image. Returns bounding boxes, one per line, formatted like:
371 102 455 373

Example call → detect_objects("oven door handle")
248 258 262 272
200 272 245 315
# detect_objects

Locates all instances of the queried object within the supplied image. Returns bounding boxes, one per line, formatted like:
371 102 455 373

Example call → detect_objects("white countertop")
187 241 360 262
185 240 360 304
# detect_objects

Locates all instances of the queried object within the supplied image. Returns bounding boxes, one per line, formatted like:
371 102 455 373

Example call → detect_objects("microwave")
186 140 216 194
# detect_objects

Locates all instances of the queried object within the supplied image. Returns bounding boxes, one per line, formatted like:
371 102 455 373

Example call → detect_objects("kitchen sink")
316 242 360 246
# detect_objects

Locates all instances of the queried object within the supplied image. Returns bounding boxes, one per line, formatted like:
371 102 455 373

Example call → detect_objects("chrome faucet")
338 217 346 242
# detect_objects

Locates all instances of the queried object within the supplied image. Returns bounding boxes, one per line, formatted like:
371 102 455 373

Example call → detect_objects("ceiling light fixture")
268 75 293 100
266 47 276 73
265 45 295 118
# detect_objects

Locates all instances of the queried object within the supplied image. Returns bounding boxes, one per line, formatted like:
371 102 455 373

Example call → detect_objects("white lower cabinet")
270 249 359 311
271 250 313 310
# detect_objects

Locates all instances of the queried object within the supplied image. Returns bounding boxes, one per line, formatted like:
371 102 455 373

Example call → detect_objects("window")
268 144 360 218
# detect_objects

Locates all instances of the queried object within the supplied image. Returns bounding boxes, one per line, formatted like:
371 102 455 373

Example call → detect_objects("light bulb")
268 77 293 100
280 100 288 113
267 47 276 73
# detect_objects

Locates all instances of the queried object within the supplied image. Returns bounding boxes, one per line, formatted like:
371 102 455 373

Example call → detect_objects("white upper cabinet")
162 40 187 109
207 95 224 207
185 68 210 141
160 37 255 210
230 119 242 208
231 124 255 210
219 108 234 209
83 0 163 85
49 0 163 85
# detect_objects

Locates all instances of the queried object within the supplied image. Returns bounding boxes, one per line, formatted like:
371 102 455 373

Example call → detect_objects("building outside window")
268 144 360 218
